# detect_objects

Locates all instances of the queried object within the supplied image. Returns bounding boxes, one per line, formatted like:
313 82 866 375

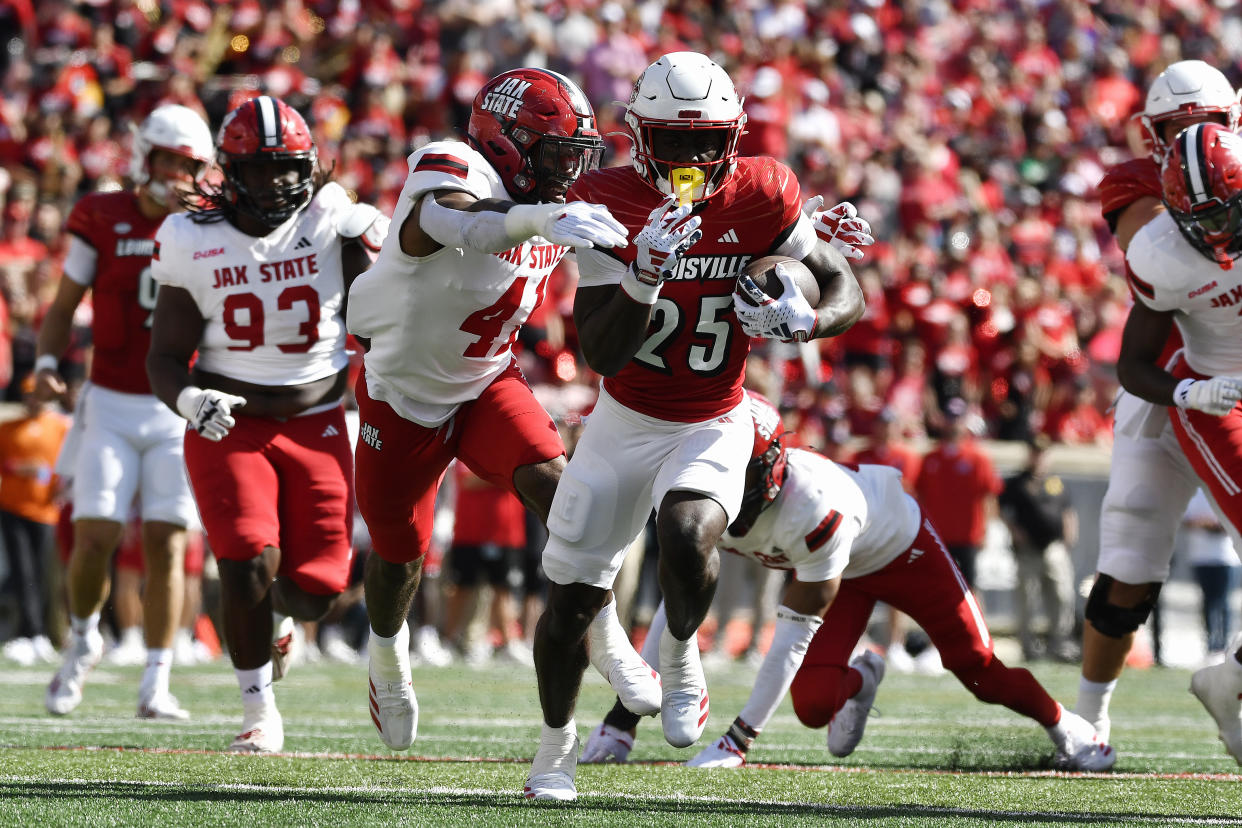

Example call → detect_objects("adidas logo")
907 547 925 564
294 236 313 250
322 424 339 437
717 228 739 244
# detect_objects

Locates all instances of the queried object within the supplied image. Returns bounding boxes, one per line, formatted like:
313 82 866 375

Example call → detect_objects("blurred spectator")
999 434 1080 662
1182 490 1241 659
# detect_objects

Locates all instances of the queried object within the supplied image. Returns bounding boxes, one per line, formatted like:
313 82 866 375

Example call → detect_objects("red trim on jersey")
153 241 161 261
1127 266 1156 300
414 154 468 178
805 510 842 551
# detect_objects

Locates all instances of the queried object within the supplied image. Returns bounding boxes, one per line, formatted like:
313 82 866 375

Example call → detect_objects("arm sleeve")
62 236 98 286
574 245 628 288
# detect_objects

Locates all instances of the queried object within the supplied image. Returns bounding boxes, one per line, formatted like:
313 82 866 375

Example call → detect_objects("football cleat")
828 649 886 757
271 616 297 681
579 723 634 764
588 605 661 716
105 627 146 666
1049 707 1116 771
368 624 417 750
45 629 104 716
1190 658 1242 765
525 732 579 802
136 691 190 721
229 707 284 753
659 633 709 748
686 734 746 768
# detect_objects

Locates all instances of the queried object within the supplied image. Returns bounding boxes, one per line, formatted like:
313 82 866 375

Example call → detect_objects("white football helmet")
1139 60 1240 160
129 105 214 203
624 51 746 201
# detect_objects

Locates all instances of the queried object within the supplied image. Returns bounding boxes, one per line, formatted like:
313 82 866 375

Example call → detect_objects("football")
735 255 821 308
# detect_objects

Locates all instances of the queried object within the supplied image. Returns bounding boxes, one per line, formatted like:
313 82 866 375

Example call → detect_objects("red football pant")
354 363 564 565
1169 355 1242 536
790 517 1060 728
183 407 354 595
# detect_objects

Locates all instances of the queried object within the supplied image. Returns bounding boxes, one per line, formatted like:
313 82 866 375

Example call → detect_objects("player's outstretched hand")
632 195 703 286
535 202 629 249
733 262 818 342
803 195 874 261
1173 376 1242 417
176 386 247 441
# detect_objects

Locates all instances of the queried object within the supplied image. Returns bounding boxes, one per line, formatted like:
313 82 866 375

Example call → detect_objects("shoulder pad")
337 202 390 252
1099 158 1162 220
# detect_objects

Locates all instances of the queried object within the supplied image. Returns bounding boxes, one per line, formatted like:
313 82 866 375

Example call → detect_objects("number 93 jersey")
152 181 353 386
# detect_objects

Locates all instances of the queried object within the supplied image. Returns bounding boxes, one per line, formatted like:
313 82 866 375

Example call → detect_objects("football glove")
632 195 703 286
803 195 874 261
508 201 629 249
176 386 247 441
1173 376 1242 417
733 262 818 342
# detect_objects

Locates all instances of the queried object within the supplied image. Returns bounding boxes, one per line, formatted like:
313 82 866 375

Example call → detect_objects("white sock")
532 719 578 776
659 625 697 678
588 597 636 673
140 648 174 699
369 623 410 671
70 613 101 638
236 663 276 712
640 603 666 668
1075 677 1116 726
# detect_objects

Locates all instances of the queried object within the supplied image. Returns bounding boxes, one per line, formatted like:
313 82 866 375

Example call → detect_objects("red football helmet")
731 391 789 536
216 95 317 227
1162 122 1242 270
467 68 603 203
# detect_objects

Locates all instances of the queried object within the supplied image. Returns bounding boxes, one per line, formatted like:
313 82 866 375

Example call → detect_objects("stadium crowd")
1 0 1241 713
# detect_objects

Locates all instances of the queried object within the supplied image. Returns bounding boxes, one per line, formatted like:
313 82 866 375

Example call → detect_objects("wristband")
34 354 58 374
620 263 661 305
1173 378 1196 409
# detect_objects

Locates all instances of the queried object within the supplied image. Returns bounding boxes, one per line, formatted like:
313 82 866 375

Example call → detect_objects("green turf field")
2 655 1240 826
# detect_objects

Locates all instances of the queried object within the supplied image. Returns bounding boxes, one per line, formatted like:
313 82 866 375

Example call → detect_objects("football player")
146 95 386 753
1075 61 1241 747
580 392 1115 772
345 68 635 754
525 51 865 801
1119 121 1242 765
39 104 213 721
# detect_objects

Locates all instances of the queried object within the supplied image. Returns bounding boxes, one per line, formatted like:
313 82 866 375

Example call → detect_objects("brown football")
735 255 821 307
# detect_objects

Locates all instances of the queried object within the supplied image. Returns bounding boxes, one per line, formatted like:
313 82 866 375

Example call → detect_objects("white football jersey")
718 450 920 582
1128 211 1242 375
153 182 353 386
347 140 568 427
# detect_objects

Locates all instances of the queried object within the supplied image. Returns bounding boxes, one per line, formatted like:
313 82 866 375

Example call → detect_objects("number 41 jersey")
152 182 353 386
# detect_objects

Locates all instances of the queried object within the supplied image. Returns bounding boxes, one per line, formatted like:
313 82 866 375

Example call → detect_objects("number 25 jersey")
151 182 353 386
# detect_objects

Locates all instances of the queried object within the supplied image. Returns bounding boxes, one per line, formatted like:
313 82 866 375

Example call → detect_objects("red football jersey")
65 190 166 394
568 157 804 421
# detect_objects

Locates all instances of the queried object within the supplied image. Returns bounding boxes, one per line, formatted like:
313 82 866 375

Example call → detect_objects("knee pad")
1084 574 1161 638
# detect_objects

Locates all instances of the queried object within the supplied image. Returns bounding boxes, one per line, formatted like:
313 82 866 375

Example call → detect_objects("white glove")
506 201 629 249
176 386 247 441
803 195 874 261
1173 377 1242 417
632 195 703 286
733 262 818 342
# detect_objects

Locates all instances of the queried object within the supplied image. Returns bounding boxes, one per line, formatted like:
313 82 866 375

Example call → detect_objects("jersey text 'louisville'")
570 157 812 422
65 190 167 394
151 182 353 386
348 140 568 427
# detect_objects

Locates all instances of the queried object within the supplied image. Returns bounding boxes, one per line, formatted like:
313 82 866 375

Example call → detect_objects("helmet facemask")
730 433 788 537
220 151 317 230
1163 121 1242 270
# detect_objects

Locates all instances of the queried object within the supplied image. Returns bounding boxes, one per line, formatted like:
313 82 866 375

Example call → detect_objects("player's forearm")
805 246 864 339
145 350 193 415
574 286 653 376
1116 357 1180 407
735 606 823 734
34 309 73 368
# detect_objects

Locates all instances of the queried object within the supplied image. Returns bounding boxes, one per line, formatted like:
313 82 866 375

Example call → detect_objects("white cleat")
686 734 746 768
1050 707 1116 771
579 723 634 764
271 616 298 681
525 732 579 802
413 625 453 667
45 629 103 716
588 608 661 717
1190 658 1242 765
229 707 284 753
368 625 417 750
106 628 146 666
137 691 190 721
659 633 709 748
828 649 885 757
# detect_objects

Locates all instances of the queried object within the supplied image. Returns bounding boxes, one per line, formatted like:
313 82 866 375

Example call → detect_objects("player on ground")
1075 61 1241 745
40 104 213 720
345 68 635 753
147 95 385 753
580 392 1115 772
525 51 864 801
1119 121 1242 765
